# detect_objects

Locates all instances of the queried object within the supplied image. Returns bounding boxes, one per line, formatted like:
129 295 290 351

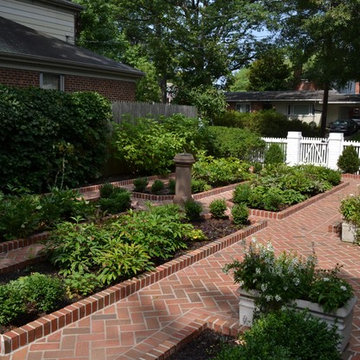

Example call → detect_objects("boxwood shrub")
0 85 111 193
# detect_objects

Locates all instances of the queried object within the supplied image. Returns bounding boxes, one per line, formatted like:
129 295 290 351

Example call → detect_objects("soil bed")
167 329 236 360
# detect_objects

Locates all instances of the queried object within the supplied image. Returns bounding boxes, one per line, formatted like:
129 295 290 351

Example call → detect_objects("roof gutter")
0 52 144 79
36 0 83 12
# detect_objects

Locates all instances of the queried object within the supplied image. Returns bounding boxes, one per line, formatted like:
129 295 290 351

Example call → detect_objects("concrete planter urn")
238 288 356 352
341 221 358 243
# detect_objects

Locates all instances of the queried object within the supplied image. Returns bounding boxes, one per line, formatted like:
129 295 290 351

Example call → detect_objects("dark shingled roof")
38 0 83 11
0 16 143 78
226 90 360 103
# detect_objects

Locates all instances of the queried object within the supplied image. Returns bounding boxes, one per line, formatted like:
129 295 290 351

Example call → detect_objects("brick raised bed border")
0 220 267 354
247 181 350 220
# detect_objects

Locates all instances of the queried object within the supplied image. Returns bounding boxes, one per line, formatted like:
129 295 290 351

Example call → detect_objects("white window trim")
39 73 65 91
287 104 315 116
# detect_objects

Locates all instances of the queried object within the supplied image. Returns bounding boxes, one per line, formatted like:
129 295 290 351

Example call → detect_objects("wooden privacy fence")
112 101 198 123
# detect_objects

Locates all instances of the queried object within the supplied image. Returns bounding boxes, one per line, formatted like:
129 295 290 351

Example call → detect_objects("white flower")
293 278 300 286
275 295 282 302
261 283 268 292
251 237 257 244
256 268 261 275
239 281 244 287
340 285 347 291
323 277 330 282
265 295 273 302
266 242 274 251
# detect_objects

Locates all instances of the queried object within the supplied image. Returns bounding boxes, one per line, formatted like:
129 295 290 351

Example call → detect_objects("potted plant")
340 194 360 243
223 239 356 352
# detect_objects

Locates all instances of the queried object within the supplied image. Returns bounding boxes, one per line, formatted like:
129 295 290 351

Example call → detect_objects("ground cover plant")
0 85 111 193
340 194 360 242
233 164 341 211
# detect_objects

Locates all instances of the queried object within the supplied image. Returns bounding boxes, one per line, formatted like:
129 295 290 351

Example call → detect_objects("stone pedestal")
173 153 195 205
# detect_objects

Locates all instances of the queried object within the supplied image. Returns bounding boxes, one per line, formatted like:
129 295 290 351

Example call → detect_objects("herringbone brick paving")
4 179 360 359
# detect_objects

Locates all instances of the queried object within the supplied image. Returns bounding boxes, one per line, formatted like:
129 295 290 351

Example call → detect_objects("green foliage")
98 188 131 214
209 199 227 219
231 204 249 226
229 68 250 92
207 126 266 161
214 110 320 137
151 180 165 194
191 179 212 194
341 195 360 224
0 273 65 326
184 200 203 221
233 165 340 211
19 273 65 313
223 240 353 314
0 85 111 192
247 49 293 91
64 271 100 298
168 179 176 194
133 178 149 192
213 310 340 360
264 144 285 165
337 146 360 174
112 114 208 175
99 183 115 198
192 154 251 187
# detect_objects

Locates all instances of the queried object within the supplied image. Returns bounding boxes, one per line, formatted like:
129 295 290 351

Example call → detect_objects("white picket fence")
262 132 360 169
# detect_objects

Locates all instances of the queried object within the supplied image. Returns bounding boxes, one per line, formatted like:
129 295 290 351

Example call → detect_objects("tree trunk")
159 76 167 103
320 83 329 137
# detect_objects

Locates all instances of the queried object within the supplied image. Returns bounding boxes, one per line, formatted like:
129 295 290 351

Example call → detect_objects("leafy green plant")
191 179 211 193
340 195 360 230
337 146 360 174
151 180 165 194
184 200 203 221
209 199 227 219
98 188 131 214
0 282 26 326
233 183 251 204
264 144 285 165
63 271 101 298
99 183 115 198
0 85 111 192
19 273 65 313
133 177 149 192
231 204 249 226
168 179 176 194
213 310 340 360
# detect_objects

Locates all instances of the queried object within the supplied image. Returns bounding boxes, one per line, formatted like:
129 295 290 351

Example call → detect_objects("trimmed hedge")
0 85 111 193
207 126 266 161
214 109 320 137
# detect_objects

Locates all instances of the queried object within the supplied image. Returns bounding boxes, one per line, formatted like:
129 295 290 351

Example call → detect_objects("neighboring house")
0 0 143 101
226 90 360 126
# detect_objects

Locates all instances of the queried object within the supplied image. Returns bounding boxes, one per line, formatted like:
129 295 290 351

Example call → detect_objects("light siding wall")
273 102 322 125
0 0 75 43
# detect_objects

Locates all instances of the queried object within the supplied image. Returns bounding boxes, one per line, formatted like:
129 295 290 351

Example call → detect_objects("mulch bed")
167 329 236 360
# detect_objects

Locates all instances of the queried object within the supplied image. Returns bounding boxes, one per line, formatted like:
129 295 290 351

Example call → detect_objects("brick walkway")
3 179 360 359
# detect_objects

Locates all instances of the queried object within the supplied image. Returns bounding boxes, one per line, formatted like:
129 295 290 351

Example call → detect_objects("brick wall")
0 68 39 87
0 67 136 101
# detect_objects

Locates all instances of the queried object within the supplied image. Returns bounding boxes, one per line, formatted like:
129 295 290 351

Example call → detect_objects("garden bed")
0 216 266 354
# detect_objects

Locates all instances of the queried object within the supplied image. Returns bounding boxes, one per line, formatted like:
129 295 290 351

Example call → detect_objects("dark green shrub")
133 177 149 192
233 183 251 205
99 183 115 198
0 193 42 241
252 162 263 173
168 179 176 194
151 180 165 194
264 144 285 165
19 273 65 313
209 199 227 219
262 187 286 211
98 188 131 214
191 179 211 193
113 114 208 175
184 200 203 221
231 204 249 226
207 126 265 161
0 282 26 326
213 310 340 360
0 85 111 193
337 146 360 174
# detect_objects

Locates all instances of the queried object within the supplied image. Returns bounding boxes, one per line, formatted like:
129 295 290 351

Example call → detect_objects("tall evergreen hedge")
0 85 112 193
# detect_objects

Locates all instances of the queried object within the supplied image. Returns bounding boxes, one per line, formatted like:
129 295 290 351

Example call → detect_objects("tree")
247 49 292 91
229 68 250 92
271 0 360 135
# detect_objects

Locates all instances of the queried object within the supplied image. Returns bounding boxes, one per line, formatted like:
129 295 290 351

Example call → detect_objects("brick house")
0 0 143 101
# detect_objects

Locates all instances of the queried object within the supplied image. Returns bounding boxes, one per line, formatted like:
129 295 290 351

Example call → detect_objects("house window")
40 73 64 91
236 103 251 113
288 104 314 116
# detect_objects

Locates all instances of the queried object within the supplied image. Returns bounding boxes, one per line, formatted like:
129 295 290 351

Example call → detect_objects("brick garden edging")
0 220 267 354
246 181 350 220
328 221 342 235
0 231 49 255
